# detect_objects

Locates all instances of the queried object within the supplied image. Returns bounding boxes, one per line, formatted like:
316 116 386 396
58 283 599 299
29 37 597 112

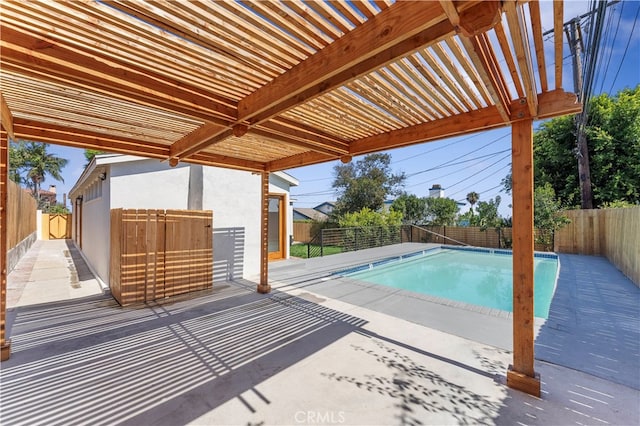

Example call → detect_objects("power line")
406 148 510 178
455 182 504 203
393 131 489 164
597 1 623 93
440 152 511 191
291 189 336 197
406 133 509 177
447 160 511 196
406 156 497 189
609 3 639 92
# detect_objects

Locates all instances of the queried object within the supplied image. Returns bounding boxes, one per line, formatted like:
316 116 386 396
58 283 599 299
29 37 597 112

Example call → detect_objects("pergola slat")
554 0 564 89
460 35 511 121
528 1 549 93
504 1 539 116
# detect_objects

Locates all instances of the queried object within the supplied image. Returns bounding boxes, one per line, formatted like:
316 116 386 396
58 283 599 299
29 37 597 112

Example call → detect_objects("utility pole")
566 19 594 209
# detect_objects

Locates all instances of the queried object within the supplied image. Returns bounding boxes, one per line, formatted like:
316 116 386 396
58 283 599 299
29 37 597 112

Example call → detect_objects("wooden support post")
257 171 271 294
507 119 540 396
1 134 11 361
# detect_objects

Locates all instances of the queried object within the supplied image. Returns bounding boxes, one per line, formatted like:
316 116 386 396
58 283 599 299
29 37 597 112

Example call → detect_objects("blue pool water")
345 248 558 318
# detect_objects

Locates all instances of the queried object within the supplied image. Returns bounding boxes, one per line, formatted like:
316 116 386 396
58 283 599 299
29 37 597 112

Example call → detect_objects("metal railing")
305 225 403 258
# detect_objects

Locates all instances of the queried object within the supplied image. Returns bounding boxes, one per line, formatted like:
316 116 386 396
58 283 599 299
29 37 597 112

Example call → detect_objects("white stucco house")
69 154 298 286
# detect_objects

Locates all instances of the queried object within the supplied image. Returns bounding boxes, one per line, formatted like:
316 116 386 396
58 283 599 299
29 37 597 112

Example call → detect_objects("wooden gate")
110 209 213 306
41 213 72 240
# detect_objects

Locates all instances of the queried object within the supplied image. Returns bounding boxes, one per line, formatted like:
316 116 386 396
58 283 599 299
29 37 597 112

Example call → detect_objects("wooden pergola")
0 1 580 395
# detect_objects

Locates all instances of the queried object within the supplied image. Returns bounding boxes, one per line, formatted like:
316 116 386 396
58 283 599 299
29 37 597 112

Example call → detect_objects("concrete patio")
1 240 638 425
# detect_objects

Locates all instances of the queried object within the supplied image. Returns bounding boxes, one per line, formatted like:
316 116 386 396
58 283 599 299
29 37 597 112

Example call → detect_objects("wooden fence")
554 207 639 285
110 209 213 306
8 180 37 249
293 221 314 243
41 213 72 240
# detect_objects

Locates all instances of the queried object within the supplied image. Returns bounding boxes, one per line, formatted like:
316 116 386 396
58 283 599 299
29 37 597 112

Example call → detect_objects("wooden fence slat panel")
554 207 639 286
156 210 166 299
7 181 37 248
293 221 314 242
135 210 147 303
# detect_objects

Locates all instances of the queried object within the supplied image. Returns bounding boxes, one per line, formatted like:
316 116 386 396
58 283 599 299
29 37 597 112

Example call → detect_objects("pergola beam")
250 129 347 157
169 124 232 160
13 120 265 172
266 89 581 173
237 1 454 124
351 106 507 156
262 118 351 152
267 151 336 172
172 119 351 161
0 94 15 141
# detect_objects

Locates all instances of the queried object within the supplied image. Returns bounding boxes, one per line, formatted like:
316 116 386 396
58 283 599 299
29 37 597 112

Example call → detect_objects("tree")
9 141 28 184
390 193 427 224
534 183 570 250
476 195 502 229
9 142 68 206
332 153 405 216
424 197 459 226
338 207 403 228
526 86 640 208
84 149 105 165
466 191 479 216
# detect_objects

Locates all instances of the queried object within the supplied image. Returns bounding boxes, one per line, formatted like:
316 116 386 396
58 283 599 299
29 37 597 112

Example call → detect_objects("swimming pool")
343 247 558 318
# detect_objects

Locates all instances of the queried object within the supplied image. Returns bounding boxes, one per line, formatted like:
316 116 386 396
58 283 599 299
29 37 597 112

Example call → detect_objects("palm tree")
22 142 68 205
466 191 479 215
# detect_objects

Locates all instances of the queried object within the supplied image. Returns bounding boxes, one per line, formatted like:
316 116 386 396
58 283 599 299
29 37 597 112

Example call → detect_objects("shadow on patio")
1 281 367 425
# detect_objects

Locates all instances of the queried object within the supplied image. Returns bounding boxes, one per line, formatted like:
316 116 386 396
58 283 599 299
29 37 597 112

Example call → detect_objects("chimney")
48 185 57 194
429 184 445 198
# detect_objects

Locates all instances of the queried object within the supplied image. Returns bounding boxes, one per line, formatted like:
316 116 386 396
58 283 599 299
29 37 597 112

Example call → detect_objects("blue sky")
45 1 640 216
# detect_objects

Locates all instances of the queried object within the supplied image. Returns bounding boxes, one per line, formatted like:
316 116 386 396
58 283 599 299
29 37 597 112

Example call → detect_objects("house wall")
73 158 294 286
110 161 190 209
315 202 334 215
202 167 261 281
79 173 111 283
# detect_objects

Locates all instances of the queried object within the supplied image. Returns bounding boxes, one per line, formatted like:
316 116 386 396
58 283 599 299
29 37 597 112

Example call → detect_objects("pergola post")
257 171 271 294
1 133 10 361
507 118 540 396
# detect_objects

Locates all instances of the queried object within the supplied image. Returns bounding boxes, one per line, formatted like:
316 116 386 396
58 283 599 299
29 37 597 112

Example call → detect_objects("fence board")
554 207 639 285
293 221 313 243
7 181 37 248
110 209 213 306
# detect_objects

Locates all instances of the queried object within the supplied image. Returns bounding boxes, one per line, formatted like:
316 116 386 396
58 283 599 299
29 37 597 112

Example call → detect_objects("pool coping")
330 245 560 321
